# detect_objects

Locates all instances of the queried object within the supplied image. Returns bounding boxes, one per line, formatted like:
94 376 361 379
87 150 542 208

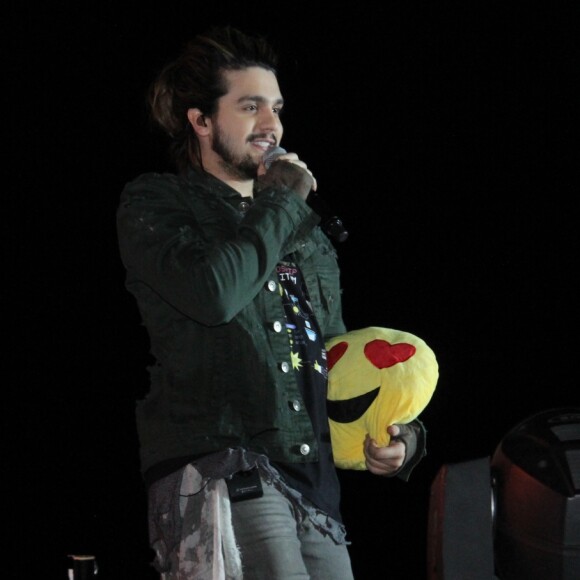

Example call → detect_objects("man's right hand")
257 154 317 200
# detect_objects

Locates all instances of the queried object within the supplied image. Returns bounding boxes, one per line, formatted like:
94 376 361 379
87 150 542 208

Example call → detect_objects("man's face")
208 67 284 180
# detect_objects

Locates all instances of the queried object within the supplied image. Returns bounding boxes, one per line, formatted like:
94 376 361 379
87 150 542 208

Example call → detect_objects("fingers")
365 435 405 461
262 153 317 193
365 442 405 475
311 175 318 192
364 432 406 476
282 156 317 191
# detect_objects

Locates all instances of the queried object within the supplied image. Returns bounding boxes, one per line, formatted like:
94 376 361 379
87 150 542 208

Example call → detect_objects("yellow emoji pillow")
326 327 438 470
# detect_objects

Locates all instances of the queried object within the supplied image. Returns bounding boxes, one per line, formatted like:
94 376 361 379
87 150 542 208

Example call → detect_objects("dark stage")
7 3 577 578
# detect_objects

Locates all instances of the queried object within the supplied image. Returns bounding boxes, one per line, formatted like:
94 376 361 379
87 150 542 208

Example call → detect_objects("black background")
7 2 577 578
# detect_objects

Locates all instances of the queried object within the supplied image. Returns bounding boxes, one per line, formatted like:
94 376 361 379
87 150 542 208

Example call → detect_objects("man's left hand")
363 424 407 476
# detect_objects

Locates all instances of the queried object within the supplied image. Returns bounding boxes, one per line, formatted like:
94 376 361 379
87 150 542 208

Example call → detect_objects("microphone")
262 145 287 169
306 193 349 243
261 147 349 243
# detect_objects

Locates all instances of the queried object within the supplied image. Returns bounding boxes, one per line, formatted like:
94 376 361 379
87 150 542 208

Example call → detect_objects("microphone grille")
262 146 287 169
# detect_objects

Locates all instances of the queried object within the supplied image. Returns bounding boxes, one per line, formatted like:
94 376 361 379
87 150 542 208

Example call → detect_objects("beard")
211 121 259 180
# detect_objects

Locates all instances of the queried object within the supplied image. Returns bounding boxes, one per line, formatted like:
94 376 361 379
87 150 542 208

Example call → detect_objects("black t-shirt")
272 259 342 522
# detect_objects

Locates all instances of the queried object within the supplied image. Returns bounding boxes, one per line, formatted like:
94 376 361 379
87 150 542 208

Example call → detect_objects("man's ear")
187 108 210 135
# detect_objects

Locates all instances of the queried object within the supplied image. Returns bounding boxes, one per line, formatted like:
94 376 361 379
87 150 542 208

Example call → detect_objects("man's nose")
257 109 282 131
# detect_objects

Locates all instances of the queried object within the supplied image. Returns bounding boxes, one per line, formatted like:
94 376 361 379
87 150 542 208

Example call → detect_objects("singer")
116 25 427 580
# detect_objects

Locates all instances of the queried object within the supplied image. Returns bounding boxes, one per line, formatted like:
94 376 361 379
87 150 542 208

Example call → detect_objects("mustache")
247 133 278 145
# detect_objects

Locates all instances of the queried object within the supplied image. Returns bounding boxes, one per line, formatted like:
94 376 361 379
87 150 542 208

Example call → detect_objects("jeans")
230 476 354 580
152 460 354 579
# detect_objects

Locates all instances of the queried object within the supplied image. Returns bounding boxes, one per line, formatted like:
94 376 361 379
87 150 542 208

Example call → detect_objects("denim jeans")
152 459 354 579
230 476 354 580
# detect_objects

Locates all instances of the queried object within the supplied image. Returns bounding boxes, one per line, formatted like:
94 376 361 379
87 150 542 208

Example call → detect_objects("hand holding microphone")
261 146 289 170
260 147 348 242
259 146 316 200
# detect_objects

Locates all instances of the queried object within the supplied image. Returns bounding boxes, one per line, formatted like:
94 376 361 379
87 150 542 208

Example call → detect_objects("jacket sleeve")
116 173 320 326
392 418 428 481
322 281 347 339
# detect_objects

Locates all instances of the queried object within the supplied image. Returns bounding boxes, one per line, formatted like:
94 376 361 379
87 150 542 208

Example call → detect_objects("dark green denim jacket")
117 168 346 475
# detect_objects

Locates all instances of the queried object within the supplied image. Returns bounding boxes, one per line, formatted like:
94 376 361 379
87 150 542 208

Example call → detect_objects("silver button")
266 280 277 292
300 444 311 456
238 200 251 213
272 321 283 333
279 361 290 373
291 400 302 412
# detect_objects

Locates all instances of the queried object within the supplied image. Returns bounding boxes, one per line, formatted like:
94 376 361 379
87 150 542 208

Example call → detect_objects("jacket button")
238 200 251 213
266 280 277 292
291 400 302 412
300 444 311 456
279 361 290 373
272 321 283 333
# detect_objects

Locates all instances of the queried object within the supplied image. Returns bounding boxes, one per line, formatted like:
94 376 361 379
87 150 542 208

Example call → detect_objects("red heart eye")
364 339 416 369
327 341 348 371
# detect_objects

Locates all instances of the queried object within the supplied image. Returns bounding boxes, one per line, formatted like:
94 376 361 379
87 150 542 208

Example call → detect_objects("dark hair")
148 26 279 172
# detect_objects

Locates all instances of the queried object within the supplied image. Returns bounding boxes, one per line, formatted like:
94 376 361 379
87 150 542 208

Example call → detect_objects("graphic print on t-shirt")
276 262 327 379
272 259 341 522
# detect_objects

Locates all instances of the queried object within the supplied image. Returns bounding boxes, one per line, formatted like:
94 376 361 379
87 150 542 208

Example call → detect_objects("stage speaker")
427 407 580 579
427 456 497 579
491 407 580 580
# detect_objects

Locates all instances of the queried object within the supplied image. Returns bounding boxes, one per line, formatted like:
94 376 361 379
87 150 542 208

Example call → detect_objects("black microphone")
305 193 349 243
261 147 349 243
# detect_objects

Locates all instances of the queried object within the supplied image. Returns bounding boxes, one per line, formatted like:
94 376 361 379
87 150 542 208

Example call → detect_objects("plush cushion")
326 326 438 470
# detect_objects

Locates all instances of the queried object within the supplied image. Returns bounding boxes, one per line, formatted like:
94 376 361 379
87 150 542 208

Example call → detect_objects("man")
117 25 426 579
